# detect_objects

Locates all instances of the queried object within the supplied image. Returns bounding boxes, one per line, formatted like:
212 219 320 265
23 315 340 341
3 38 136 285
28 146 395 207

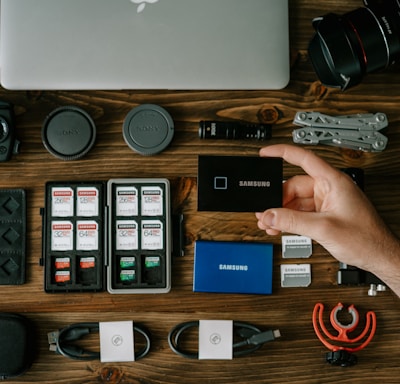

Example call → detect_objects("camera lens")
308 0 400 90
0 118 9 143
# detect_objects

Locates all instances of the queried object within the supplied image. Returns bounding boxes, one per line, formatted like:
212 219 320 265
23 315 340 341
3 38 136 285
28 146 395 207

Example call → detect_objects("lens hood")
309 13 364 90
309 1 400 90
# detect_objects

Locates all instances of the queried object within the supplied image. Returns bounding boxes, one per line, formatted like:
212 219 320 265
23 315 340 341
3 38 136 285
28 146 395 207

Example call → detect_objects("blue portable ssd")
193 240 273 294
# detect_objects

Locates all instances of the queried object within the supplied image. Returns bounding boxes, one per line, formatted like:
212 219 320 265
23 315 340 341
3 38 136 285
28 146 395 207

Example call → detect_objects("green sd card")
145 256 160 268
120 256 136 268
120 270 136 282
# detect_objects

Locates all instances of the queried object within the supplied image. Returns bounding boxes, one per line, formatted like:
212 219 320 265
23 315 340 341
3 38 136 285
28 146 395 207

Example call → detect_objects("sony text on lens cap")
123 104 174 156
42 106 96 161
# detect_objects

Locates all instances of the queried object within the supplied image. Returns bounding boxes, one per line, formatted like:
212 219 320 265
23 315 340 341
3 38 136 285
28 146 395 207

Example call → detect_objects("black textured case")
0 313 34 379
0 189 26 285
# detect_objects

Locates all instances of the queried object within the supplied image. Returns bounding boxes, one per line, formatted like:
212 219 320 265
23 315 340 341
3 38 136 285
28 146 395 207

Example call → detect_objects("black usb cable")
168 321 281 359
48 322 151 361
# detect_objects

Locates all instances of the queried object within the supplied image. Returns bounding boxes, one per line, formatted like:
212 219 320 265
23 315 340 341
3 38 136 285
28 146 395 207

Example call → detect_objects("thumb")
258 208 323 239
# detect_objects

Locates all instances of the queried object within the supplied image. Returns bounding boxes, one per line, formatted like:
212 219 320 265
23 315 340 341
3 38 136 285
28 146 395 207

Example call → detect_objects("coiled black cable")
167 320 280 359
49 322 151 361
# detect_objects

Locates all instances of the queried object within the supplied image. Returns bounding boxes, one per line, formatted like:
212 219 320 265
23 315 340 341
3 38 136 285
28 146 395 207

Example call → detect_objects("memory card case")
0 189 26 285
41 178 171 294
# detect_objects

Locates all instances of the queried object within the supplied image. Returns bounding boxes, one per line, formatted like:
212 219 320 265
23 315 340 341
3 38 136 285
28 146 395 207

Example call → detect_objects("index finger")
259 144 340 179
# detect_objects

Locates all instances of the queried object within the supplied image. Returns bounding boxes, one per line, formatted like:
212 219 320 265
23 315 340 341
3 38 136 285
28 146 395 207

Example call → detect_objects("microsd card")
280 264 311 287
282 235 312 258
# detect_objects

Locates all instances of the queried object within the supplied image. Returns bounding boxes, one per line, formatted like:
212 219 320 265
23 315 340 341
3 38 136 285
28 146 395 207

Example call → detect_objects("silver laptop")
0 0 289 90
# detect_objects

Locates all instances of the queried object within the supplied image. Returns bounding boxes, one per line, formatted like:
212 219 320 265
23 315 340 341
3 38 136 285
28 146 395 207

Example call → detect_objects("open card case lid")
41 179 171 294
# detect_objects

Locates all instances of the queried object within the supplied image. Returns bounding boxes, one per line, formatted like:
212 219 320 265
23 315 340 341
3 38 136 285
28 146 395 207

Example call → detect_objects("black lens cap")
42 106 96 160
123 104 174 156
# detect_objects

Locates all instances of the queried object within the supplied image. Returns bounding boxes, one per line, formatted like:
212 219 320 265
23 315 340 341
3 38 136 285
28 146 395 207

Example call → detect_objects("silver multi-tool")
292 111 388 152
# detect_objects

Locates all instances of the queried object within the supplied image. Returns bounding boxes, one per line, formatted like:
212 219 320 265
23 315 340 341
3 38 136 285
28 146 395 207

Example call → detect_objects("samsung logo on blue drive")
219 264 248 271
193 240 273 295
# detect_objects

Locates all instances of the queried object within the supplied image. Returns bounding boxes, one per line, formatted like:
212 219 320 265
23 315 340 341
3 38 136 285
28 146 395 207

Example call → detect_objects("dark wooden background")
1 0 400 382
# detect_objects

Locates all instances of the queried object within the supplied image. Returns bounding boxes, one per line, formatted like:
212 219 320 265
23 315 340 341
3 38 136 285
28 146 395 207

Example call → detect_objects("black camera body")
309 0 400 90
0 101 19 162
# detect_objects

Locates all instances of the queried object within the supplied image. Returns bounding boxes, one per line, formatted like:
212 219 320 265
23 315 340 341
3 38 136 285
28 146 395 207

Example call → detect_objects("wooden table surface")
2 0 400 382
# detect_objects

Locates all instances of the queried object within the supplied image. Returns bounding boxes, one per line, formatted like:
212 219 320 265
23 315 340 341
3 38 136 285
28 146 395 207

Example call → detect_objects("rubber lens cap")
123 104 174 156
42 106 96 160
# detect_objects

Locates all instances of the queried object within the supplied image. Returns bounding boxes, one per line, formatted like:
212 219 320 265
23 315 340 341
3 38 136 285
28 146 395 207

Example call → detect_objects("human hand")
255 144 400 295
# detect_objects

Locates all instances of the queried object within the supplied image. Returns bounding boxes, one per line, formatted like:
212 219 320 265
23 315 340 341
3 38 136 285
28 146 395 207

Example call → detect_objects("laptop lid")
0 0 289 90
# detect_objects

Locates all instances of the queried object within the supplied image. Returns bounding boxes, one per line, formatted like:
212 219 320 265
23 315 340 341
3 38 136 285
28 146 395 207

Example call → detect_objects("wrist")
367 231 400 297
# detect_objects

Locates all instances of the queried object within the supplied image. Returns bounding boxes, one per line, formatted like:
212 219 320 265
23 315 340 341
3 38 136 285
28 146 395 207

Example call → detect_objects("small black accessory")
0 313 34 379
326 350 358 367
48 322 151 361
122 104 174 156
0 101 19 162
42 106 96 160
199 121 271 141
168 320 280 359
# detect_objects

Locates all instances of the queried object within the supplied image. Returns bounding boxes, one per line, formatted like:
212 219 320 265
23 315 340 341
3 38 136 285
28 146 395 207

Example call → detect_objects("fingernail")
262 212 276 227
